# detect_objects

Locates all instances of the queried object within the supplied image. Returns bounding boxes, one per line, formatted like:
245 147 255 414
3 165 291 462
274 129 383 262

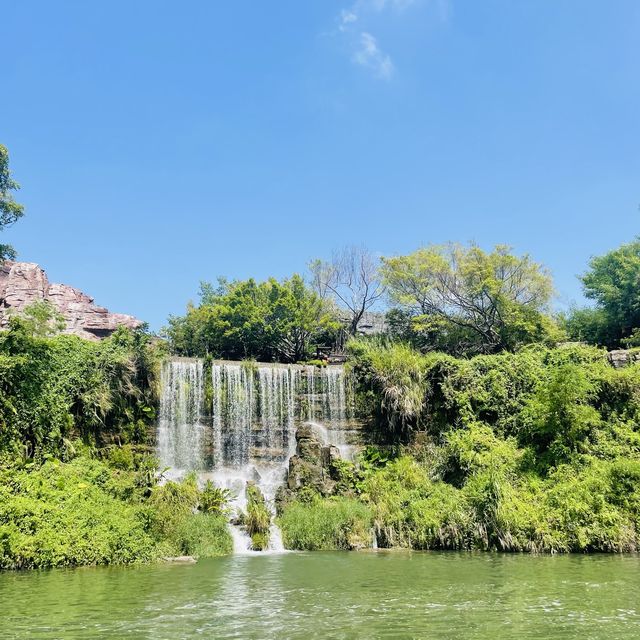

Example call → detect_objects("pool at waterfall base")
1 552 639 639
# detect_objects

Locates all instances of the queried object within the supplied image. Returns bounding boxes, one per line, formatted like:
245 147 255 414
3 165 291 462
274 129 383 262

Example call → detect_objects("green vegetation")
244 484 272 550
166 275 338 362
0 455 156 569
278 495 372 550
565 238 640 348
0 312 159 455
147 473 232 559
381 243 559 356
0 454 232 569
0 143 24 262
0 314 232 568
278 339 640 553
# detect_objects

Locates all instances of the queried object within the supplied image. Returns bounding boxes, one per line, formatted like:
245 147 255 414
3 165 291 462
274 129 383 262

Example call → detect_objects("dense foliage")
166 275 338 362
278 340 640 553
243 484 272 550
0 316 159 456
0 453 232 569
565 239 640 349
279 496 372 550
168 243 564 360
0 317 232 569
381 244 559 356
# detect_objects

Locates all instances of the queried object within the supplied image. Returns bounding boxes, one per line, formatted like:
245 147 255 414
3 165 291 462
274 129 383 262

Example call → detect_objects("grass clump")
245 484 271 550
278 495 372 551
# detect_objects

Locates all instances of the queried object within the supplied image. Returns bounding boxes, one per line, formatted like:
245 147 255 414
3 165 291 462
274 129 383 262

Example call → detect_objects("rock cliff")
0 261 142 340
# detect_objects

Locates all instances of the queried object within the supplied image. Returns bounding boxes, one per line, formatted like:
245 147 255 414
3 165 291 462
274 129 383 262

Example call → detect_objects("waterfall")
158 359 356 552
157 359 205 473
322 366 347 424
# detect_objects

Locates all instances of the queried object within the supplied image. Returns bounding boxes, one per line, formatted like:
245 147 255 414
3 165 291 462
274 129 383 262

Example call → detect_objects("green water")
1 552 639 639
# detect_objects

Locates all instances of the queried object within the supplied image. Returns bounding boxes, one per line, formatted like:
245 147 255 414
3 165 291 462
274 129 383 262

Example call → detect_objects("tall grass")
279 497 372 550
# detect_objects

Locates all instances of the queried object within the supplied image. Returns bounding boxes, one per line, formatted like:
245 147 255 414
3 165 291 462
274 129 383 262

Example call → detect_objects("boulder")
608 349 640 369
285 427 342 496
0 261 141 340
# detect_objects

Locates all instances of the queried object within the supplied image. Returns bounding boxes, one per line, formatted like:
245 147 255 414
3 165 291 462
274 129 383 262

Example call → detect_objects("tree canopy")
381 244 558 355
166 274 338 362
566 239 640 349
0 144 25 262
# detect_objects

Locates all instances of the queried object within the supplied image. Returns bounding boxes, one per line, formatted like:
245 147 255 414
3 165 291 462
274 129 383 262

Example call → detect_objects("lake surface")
1 552 639 639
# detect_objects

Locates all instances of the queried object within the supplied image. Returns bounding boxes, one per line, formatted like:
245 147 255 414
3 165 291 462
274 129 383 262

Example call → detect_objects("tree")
0 144 25 262
381 243 557 355
309 246 385 336
566 239 640 348
165 275 338 362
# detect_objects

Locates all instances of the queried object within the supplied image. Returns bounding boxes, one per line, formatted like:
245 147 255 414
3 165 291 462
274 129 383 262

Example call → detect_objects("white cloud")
339 9 358 31
334 0 446 79
353 32 394 79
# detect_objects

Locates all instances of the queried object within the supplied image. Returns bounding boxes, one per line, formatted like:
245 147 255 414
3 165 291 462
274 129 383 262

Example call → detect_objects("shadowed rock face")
0 261 142 341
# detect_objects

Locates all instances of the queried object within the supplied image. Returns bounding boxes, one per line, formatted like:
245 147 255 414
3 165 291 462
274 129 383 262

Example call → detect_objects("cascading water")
157 359 356 553
157 359 205 474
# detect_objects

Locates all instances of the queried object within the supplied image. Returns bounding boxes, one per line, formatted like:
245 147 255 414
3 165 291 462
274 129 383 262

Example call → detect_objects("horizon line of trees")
2 143 639 361
165 238 640 362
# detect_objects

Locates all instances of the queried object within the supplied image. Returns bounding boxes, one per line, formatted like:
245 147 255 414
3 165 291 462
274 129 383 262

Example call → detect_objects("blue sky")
3 1 639 330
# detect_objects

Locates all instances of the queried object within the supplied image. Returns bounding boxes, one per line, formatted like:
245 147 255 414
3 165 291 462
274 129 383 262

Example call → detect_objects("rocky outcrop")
0 261 142 341
607 349 640 369
279 424 343 503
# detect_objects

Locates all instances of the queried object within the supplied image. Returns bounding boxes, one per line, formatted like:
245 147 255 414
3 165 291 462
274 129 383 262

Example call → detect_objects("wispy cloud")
339 9 358 31
353 32 394 79
335 0 432 80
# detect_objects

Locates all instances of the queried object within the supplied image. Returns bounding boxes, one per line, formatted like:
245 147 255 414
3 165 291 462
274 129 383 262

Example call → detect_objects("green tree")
381 243 558 355
522 363 602 466
166 274 338 362
567 239 640 348
0 144 25 261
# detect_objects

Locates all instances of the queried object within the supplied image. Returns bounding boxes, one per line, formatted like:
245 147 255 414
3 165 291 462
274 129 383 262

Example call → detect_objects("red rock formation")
0 261 142 340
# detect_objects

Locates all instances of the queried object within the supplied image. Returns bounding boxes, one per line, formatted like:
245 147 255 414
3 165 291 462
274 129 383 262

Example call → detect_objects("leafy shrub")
0 322 161 455
199 480 231 515
0 457 156 569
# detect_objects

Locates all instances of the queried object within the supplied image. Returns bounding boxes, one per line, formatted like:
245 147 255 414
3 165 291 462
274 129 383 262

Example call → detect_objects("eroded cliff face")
0 261 142 340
